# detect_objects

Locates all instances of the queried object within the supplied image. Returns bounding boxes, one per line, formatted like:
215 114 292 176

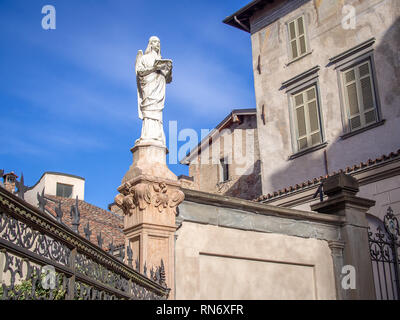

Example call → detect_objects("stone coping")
182 188 344 225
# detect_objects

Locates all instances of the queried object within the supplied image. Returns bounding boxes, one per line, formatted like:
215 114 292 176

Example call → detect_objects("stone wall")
175 189 341 299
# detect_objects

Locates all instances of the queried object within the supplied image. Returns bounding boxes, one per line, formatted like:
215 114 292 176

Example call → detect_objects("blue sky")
0 0 255 209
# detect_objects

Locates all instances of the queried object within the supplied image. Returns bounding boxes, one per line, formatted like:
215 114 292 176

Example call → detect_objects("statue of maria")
135 36 172 147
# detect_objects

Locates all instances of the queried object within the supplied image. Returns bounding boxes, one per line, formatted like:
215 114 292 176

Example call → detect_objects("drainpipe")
234 16 250 32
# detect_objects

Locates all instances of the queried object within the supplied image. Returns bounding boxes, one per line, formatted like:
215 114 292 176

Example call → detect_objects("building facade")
222 0 400 220
181 109 262 200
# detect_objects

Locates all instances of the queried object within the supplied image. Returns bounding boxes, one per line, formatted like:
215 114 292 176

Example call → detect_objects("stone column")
311 173 376 300
115 142 184 299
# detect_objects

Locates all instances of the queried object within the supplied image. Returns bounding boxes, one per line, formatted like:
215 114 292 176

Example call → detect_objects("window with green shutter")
287 15 308 60
342 60 378 131
292 86 323 151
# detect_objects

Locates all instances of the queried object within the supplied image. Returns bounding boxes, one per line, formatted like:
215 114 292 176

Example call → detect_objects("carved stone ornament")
115 181 184 216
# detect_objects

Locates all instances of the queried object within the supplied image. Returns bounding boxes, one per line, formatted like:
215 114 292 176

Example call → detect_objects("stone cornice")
124 223 177 235
281 65 320 91
182 188 344 225
311 194 376 215
117 174 180 192
329 38 376 65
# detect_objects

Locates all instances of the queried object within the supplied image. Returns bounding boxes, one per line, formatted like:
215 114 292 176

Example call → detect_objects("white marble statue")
135 36 172 147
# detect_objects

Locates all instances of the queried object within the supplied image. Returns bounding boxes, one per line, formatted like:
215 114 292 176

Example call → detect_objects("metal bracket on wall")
261 104 266 125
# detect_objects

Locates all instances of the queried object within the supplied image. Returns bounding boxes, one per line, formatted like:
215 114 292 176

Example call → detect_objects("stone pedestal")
115 142 184 299
311 173 376 300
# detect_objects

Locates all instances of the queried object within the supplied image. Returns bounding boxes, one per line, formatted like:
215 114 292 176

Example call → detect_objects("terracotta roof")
44 195 124 250
255 149 400 202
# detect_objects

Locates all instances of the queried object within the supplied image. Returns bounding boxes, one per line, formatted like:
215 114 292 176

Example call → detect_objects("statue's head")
145 36 161 57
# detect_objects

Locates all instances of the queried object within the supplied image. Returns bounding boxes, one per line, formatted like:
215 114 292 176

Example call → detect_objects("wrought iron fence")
368 207 400 300
0 185 169 300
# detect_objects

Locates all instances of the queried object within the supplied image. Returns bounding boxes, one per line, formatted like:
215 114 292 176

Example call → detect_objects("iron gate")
368 207 400 300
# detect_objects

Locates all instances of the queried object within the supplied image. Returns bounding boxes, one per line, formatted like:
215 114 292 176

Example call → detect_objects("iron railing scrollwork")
368 206 400 300
0 187 169 300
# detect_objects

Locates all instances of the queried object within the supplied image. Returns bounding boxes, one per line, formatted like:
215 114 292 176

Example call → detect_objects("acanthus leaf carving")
134 183 152 210
168 189 185 214
115 181 184 215
153 183 169 213
114 193 135 216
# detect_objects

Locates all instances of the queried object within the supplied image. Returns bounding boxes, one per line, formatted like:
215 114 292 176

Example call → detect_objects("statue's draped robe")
136 50 166 145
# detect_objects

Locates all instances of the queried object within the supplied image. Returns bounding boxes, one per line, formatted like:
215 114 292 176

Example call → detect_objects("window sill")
216 179 233 186
286 50 313 67
340 119 386 140
288 141 328 160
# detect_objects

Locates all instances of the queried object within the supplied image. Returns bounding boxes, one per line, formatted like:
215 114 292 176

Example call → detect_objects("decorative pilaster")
328 240 345 300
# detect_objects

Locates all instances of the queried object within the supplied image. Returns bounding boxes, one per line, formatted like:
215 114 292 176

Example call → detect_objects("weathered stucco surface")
187 114 262 200
175 195 340 299
250 0 400 196
175 221 336 300
24 172 85 205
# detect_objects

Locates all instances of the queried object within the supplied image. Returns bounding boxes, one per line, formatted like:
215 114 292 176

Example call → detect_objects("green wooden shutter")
343 61 377 131
358 63 376 125
344 69 361 130
297 16 307 55
289 20 298 59
288 16 308 60
293 86 322 151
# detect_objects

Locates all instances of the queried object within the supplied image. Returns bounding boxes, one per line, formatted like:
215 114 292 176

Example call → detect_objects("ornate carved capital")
115 181 184 216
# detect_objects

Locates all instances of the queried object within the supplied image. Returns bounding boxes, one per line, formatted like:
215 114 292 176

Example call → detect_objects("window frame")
281 66 326 159
219 157 229 183
56 182 73 198
328 38 383 137
338 56 382 134
290 84 324 154
292 86 323 151
285 14 311 62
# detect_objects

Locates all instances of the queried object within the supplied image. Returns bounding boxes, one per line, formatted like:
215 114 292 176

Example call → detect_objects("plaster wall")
250 0 400 196
24 177 45 206
175 221 336 300
357 174 400 219
25 172 85 206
